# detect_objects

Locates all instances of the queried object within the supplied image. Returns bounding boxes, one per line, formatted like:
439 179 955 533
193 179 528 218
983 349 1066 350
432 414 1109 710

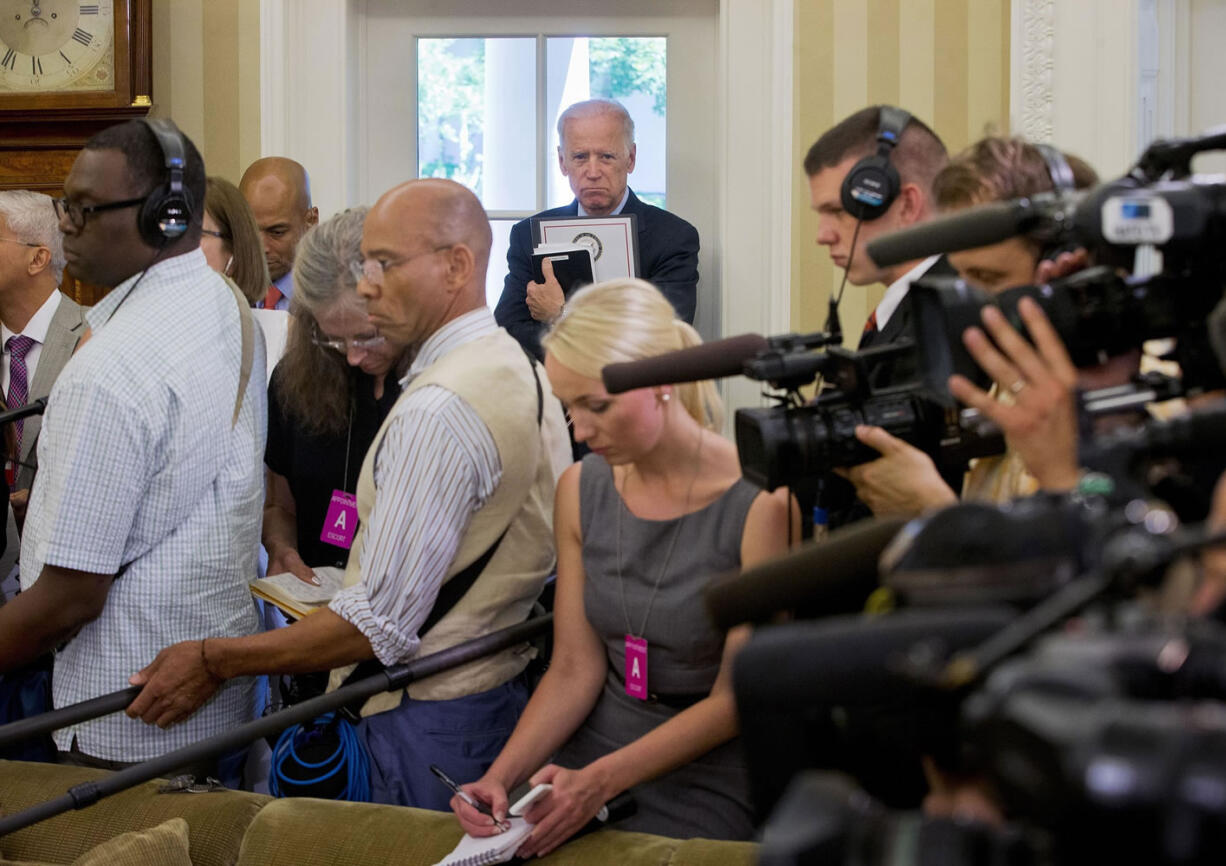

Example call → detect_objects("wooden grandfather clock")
0 0 153 305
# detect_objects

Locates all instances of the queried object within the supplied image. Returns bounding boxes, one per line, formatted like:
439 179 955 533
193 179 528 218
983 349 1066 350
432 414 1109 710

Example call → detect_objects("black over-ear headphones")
840 105 913 221
137 118 194 246
1033 143 1078 262
1034 142 1076 194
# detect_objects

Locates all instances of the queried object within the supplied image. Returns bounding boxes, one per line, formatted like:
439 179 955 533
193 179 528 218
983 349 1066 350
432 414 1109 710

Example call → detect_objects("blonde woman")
451 279 793 853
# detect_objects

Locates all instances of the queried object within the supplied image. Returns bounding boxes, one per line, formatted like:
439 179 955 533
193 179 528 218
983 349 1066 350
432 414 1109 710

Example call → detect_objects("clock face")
0 0 114 92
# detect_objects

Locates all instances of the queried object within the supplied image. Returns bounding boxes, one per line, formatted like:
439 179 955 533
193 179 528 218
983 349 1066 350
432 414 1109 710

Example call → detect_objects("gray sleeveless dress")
552 454 760 840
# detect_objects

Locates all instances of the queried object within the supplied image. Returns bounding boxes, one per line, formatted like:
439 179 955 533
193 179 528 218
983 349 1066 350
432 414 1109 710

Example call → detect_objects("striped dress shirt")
330 308 502 665
20 248 266 761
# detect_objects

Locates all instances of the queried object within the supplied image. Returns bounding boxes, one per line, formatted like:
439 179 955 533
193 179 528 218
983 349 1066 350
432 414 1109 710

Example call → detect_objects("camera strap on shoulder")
221 275 255 428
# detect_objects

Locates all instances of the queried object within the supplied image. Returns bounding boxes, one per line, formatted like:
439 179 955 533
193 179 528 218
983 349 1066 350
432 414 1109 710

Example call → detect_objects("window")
416 36 667 305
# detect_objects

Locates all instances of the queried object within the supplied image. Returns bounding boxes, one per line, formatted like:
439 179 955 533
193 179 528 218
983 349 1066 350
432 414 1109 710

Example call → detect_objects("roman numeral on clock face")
72 28 92 47
1 49 15 71
31 56 42 75
80 5 100 13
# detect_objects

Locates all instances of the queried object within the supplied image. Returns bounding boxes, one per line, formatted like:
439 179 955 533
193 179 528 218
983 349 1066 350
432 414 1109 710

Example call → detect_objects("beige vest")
330 328 570 712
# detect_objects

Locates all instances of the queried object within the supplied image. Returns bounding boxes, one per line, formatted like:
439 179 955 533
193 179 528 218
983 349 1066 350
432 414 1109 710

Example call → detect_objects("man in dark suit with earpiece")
496 98 699 361
804 105 952 387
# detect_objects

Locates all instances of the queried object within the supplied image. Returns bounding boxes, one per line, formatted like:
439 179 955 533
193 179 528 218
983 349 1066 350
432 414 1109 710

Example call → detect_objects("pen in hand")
430 764 510 832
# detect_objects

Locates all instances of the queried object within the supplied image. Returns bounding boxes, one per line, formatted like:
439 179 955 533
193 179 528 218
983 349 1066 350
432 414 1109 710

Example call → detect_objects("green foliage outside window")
588 37 666 116
418 38 486 195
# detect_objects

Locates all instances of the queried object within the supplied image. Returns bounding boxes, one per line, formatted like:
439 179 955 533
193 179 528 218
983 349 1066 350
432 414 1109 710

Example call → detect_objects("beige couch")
0 761 757 865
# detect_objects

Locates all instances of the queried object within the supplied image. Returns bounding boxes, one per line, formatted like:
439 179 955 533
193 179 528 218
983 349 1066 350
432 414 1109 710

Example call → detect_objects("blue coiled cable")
270 712 371 802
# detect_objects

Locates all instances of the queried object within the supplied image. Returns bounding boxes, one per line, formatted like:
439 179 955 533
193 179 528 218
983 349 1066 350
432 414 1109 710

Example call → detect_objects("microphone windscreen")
601 333 768 394
705 516 908 629
865 201 1025 267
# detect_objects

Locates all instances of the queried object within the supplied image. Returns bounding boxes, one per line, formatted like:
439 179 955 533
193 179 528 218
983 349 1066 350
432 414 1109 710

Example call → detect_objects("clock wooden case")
0 0 152 305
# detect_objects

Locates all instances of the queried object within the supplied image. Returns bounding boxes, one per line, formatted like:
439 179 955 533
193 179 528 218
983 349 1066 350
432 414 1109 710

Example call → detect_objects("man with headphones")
835 136 1104 518
804 105 951 381
0 119 266 777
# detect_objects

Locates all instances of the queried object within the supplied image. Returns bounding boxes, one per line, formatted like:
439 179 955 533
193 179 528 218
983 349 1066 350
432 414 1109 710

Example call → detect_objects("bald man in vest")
128 178 572 809
239 157 319 311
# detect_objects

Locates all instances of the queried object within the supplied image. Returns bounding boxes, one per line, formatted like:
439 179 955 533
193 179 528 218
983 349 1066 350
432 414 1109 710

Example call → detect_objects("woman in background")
200 176 270 304
198 176 289 373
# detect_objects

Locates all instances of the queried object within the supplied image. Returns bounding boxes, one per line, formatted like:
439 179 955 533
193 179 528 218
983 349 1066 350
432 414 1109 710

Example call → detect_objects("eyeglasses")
311 328 387 354
53 196 145 229
200 228 230 241
0 236 42 249
352 243 454 288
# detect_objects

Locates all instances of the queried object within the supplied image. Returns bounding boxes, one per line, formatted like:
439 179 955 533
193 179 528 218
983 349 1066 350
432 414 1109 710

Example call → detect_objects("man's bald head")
239 157 313 211
359 179 491 346
239 156 319 282
375 178 491 290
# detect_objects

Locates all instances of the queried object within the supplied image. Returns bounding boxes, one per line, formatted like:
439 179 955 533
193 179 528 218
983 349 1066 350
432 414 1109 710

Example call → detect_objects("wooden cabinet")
0 0 153 305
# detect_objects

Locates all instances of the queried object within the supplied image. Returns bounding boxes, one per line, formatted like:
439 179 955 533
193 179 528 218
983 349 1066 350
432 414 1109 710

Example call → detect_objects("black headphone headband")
1034 142 1076 194
840 105 914 221
137 118 194 246
876 106 912 156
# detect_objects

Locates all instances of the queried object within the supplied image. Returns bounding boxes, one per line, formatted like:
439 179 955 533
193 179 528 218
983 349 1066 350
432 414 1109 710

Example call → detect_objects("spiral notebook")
432 817 534 866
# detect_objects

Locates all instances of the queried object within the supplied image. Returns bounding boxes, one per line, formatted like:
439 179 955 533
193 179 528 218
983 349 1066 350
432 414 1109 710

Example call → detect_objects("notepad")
432 817 534 866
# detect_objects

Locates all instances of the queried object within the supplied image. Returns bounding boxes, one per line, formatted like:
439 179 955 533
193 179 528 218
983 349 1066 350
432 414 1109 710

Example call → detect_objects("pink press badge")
624 634 648 700
320 489 357 549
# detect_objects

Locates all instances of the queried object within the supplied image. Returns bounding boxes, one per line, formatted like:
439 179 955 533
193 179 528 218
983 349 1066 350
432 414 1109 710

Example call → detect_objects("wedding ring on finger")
1009 379 1027 395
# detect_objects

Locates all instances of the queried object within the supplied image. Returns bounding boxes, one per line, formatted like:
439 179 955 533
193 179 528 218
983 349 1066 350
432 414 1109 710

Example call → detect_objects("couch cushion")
0 760 269 866
670 837 758 866
237 799 461 866
70 817 192 866
238 797 756 866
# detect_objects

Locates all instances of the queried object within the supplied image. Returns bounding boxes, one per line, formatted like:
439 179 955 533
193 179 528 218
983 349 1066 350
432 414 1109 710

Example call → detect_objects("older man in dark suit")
496 98 699 360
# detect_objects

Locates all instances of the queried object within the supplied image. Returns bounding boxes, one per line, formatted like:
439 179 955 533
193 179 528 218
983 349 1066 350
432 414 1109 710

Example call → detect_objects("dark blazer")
16 293 88 492
495 188 700 359
857 256 957 390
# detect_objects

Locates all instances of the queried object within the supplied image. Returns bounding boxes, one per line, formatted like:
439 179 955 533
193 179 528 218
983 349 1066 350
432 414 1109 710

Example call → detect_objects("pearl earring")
661 393 671 402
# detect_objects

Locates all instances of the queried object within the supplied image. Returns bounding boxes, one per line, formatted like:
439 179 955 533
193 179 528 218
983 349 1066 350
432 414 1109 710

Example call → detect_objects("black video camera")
747 483 1226 864
736 126 1226 496
734 341 1001 491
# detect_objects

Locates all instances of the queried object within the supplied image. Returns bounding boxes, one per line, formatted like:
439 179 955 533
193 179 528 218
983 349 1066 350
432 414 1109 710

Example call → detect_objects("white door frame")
260 0 793 413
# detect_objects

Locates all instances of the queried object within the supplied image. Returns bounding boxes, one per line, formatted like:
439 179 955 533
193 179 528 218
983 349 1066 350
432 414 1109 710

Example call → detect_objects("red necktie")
862 308 879 335
262 285 283 310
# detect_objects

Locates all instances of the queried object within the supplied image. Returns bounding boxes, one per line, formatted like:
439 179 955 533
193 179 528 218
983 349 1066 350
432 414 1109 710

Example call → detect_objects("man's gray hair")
0 190 67 283
556 98 635 152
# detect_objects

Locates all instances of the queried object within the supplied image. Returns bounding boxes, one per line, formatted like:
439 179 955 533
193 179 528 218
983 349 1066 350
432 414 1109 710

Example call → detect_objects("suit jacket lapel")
20 295 86 477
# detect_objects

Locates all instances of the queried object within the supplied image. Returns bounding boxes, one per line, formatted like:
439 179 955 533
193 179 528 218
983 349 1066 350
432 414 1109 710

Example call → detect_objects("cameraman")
838 137 1099 516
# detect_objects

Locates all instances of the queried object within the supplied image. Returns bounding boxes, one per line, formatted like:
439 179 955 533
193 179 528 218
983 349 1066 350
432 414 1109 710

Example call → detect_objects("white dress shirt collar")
1 288 62 350
577 187 631 218
402 307 499 386
874 255 940 331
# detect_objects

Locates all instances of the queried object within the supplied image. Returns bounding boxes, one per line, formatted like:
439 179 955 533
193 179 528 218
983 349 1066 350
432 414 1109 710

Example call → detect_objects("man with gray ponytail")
0 190 87 512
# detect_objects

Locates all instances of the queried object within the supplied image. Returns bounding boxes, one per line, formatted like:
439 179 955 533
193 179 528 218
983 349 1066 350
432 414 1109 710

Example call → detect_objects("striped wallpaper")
790 0 1011 335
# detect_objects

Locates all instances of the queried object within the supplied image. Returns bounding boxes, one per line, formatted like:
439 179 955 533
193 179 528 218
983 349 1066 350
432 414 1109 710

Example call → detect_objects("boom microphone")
705 516 908 629
866 197 1068 268
602 333 769 394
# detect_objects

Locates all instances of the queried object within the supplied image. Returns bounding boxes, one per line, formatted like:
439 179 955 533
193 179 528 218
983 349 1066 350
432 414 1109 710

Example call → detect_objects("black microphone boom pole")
0 685 141 751
0 614 552 837
0 397 47 426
